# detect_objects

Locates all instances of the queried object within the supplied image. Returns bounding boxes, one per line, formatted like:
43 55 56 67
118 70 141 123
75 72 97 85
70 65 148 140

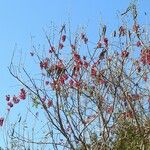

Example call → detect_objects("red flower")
73 65 80 73
40 59 49 69
47 100 53 108
50 81 57 90
77 60 83 66
62 74 68 80
73 52 80 62
59 76 65 84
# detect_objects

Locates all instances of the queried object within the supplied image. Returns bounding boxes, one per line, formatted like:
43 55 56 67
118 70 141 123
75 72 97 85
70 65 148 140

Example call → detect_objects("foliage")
113 120 150 150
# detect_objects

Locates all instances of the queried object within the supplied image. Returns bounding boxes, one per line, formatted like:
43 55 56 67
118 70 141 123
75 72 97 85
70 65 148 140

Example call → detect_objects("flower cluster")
5 88 26 110
140 48 150 65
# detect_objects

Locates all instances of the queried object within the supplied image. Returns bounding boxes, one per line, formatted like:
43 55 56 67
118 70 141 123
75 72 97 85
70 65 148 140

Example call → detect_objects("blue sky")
0 0 150 148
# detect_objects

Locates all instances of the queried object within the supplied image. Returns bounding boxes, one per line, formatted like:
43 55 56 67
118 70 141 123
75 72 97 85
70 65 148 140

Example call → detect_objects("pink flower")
41 96 46 102
84 84 88 91
59 76 65 84
5 95 10 101
136 41 142 47
69 79 74 87
74 81 81 88
121 50 129 58
143 75 148 81
91 67 97 77
13 95 20 104
0 117 4 126
40 60 49 69
99 79 107 84
133 24 139 33
19 88 26 100
59 43 64 49
43 61 49 69
106 106 113 114
77 60 83 66
97 41 102 48
119 26 126 36
140 48 150 65
62 35 66 42
103 38 108 47
7 101 13 108
57 61 64 69
62 74 68 80
107 57 112 62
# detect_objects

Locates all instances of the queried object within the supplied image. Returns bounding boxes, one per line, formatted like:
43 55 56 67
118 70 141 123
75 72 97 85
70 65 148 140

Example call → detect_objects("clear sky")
0 0 150 149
